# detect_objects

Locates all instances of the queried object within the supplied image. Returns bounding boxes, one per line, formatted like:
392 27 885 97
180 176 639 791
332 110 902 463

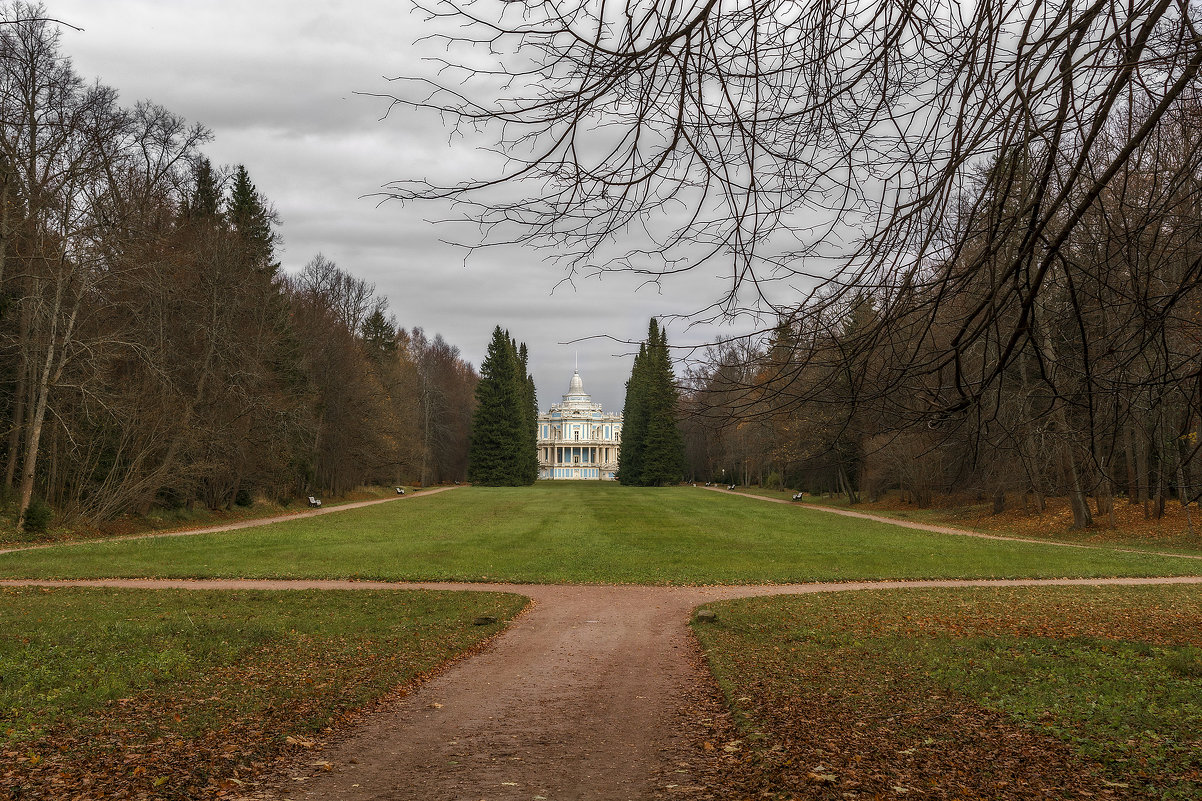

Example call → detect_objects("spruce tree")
617 328 651 485
518 342 539 483
619 319 684 486
188 157 221 221
362 307 397 361
639 322 685 485
227 164 279 276
468 326 536 485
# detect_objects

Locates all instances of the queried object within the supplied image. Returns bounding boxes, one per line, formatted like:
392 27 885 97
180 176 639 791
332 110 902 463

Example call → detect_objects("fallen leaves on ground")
853 493 1202 551
0 588 525 800
679 586 1202 800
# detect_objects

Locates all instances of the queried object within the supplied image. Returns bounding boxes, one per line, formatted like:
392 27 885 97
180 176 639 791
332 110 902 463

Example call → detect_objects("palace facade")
537 370 622 480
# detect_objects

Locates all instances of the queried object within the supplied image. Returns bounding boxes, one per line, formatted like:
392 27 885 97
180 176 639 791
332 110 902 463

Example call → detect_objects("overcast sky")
45 0 760 412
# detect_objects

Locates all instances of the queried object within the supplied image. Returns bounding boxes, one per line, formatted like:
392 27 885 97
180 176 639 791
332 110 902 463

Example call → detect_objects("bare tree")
0 3 210 524
386 0 1201 406
385 0 1202 521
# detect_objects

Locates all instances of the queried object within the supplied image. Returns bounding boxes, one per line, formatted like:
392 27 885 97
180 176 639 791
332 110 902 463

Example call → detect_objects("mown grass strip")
0 586 526 797
693 585 1202 799
0 485 1195 584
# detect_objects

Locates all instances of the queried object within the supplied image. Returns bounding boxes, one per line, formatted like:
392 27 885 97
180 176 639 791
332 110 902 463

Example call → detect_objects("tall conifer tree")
227 164 279 276
469 326 536 485
639 322 685 485
518 342 539 483
618 338 649 484
619 319 684 485
188 158 221 221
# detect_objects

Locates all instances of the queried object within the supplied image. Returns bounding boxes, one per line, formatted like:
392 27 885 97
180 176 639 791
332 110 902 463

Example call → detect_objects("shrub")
156 486 186 510
764 471 782 490
22 497 52 535
234 487 253 507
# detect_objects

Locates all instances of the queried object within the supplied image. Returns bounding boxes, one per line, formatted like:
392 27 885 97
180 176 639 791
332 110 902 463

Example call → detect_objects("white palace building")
538 369 622 480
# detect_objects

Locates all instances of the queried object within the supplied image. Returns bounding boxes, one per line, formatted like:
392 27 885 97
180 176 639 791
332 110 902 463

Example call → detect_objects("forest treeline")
0 6 476 529
682 98 1202 530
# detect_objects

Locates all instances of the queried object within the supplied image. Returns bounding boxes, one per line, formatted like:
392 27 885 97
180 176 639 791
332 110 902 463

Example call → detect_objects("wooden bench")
308 496 321 508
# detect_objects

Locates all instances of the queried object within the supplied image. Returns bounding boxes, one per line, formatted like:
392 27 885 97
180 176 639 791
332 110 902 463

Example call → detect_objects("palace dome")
562 369 592 408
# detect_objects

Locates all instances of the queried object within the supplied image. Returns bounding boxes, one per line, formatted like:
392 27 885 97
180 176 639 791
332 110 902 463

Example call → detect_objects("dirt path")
6 575 1201 800
0 485 461 557
704 485 1202 560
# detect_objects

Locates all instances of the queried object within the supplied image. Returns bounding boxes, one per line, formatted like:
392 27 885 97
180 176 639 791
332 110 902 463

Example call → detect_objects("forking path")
3 488 1200 799
6 574 1201 800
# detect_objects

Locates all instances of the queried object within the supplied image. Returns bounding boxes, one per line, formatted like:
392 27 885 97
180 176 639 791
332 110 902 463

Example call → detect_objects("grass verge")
691 585 1202 799
0 485 426 546
728 486 1202 556
0 586 526 798
0 485 1197 584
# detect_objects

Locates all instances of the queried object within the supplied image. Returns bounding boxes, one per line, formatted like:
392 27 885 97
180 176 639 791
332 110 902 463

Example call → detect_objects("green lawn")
1 586 525 797
693 585 1202 798
0 484 1196 583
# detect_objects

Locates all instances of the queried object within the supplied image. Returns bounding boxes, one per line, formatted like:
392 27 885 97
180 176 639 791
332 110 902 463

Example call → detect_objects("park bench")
395 487 405 495
308 496 321 508
791 491 804 502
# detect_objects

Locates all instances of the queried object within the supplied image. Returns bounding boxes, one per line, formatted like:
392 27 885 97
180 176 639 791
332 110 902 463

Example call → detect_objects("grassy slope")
693 585 1202 798
0 484 1196 583
0 485 422 546
1 586 526 796
735 486 1202 556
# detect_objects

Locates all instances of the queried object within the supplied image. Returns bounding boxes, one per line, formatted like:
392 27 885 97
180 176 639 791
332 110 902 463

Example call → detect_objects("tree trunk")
837 462 859 504
1063 447 1093 530
4 299 32 490
1136 427 1151 516
17 278 79 526
1123 423 1139 504
1177 458 1194 537
1095 455 1116 528
1153 449 1166 519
